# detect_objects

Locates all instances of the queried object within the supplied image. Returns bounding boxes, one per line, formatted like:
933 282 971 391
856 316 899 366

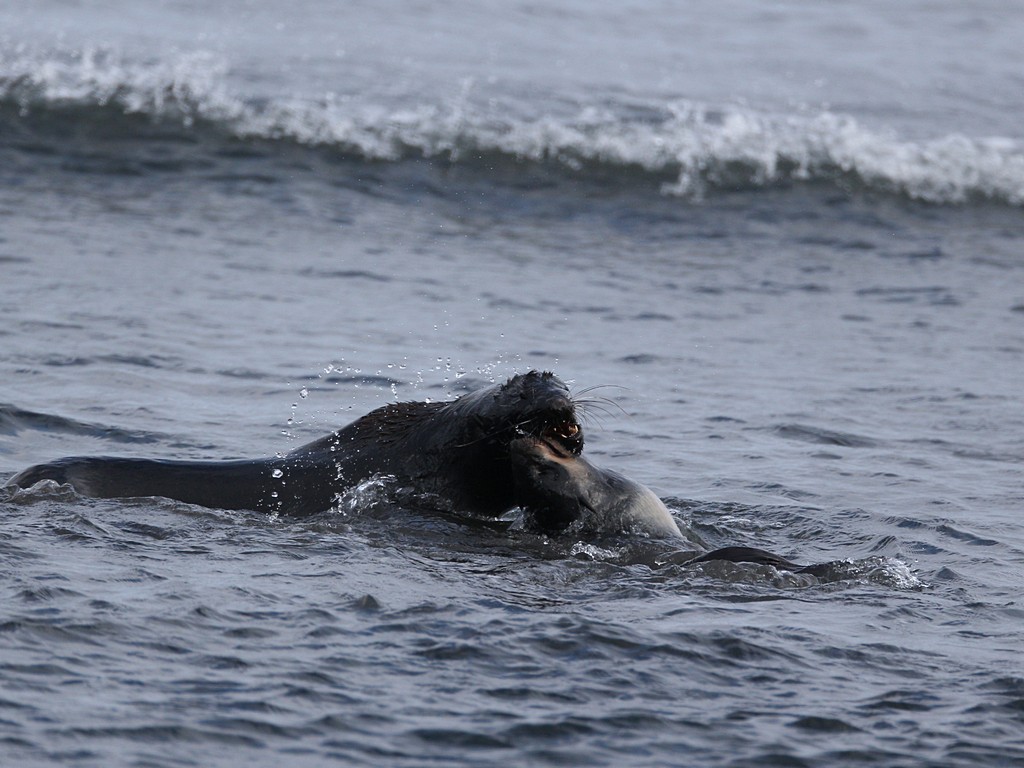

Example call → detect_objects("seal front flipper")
682 546 837 577
684 546 803 571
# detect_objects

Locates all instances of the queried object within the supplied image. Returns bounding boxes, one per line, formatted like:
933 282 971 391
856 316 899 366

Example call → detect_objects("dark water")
3 2 1024 766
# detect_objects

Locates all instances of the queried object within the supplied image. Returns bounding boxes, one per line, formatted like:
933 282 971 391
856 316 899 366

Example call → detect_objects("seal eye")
542 420 583 455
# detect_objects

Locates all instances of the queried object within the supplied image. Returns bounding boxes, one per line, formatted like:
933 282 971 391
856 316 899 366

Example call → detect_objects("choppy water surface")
2 1 1024 766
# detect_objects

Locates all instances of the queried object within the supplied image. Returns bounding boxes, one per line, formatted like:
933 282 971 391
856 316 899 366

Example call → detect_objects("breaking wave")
3 46 1023 205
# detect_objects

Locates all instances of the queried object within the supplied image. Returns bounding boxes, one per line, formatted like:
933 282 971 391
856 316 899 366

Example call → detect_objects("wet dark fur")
9 371 579 517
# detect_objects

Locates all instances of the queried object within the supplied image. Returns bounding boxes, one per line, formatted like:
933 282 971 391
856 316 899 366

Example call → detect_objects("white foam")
4 46 1023 206
0 45 240 124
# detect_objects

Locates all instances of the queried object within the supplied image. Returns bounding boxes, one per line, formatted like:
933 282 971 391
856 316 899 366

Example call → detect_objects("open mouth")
536 419 583 457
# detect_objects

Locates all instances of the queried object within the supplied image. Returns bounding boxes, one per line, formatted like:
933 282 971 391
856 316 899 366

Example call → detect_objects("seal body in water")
7 370 824 569
8 371 677 534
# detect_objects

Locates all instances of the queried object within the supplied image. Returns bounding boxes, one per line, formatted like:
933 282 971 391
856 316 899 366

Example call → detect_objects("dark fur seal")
7 371 820 569
8 372 604 518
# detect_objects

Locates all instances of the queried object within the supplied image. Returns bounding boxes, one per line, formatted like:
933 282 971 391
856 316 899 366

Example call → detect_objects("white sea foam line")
3 46 1023 205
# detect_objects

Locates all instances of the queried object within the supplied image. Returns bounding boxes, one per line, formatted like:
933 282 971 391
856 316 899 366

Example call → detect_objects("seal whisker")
572 384 629 397
574 395 628 421
576 409 606 431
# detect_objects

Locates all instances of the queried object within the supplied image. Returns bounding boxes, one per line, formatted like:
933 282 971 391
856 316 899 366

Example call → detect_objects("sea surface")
2 2 1024 766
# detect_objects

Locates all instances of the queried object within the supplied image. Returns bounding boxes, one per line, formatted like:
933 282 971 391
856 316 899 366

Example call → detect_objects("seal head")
510 434 682 538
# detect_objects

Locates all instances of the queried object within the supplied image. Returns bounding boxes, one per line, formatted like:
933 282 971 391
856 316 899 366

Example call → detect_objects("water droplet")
299 387 309 399
272 469 284 479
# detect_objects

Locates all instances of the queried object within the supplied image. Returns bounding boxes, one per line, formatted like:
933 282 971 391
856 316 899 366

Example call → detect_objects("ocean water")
2 1 1024 766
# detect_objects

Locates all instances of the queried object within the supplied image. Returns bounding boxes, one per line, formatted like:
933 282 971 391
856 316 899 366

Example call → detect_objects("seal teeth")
541 420 583 455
